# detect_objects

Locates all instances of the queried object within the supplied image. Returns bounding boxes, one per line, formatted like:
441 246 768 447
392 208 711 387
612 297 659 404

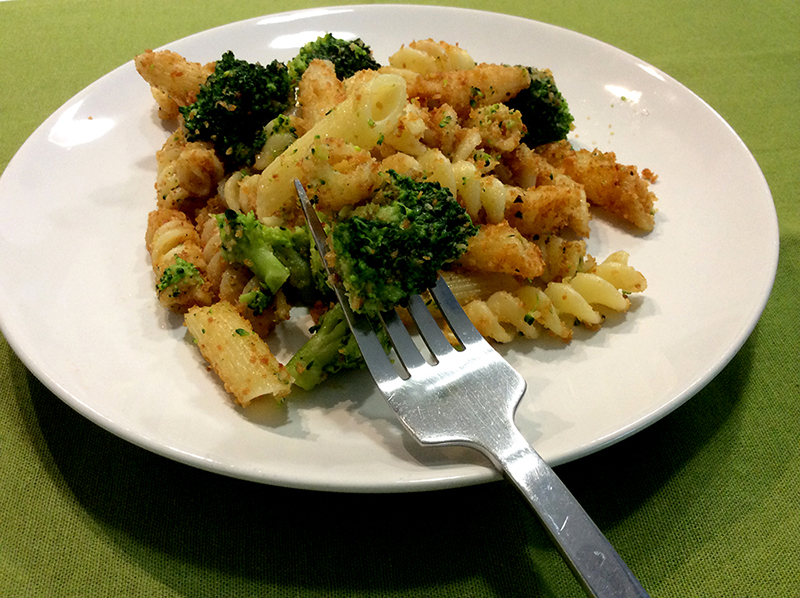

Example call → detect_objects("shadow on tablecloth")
15 332 757 596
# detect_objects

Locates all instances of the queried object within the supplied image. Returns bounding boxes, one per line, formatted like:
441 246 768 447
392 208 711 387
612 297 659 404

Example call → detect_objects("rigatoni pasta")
184 301 292 405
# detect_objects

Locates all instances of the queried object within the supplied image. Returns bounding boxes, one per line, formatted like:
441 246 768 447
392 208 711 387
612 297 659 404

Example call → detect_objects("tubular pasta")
537 140 657 231
505 184 590 238
294 59 346 135
388 39 476 74
134 49 213 109
184 301 293 405
456 222 545 280
405 63 530 117
255 73 408 224
296 137 379 213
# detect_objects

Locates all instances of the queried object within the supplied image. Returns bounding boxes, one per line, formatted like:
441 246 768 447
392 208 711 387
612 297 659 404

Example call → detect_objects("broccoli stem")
287 304 362 391
247 249 291 294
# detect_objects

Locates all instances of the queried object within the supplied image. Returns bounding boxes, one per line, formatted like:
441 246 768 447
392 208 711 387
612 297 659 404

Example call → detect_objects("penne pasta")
184 301 293 405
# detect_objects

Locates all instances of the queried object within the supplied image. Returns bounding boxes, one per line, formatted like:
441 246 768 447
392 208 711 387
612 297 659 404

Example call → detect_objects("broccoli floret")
285 303 362 390
286 171 474 389
180 51 292 168
331 170 478 315
217 210 290 293
506 67 574 147
286 303 389 391
288 33 381 82
157 256 204 297
216 210 327 305
239 286 272 316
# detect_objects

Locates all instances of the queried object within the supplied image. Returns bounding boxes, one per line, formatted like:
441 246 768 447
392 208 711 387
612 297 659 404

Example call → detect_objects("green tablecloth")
1 1 798 596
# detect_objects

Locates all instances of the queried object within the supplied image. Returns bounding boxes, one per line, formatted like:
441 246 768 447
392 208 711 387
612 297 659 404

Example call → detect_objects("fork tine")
428 276 484 346
345 312 400 387
407 293 456 359
381 309 427 372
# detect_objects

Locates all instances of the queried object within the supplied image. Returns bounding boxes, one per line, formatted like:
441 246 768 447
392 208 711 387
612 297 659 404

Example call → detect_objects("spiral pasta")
462 252 646 342
414 146 590 237
145 208 213 312
155 129 225 210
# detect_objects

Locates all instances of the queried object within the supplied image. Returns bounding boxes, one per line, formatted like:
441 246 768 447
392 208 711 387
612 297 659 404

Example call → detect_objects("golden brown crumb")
537 140 658 231
457 221 545 279
134 49 213 108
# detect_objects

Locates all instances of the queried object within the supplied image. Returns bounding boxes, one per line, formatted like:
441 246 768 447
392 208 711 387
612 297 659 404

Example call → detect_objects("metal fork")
294 180 650 598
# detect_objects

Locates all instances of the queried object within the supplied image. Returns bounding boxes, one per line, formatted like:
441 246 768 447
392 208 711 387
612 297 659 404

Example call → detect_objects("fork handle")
491 428 650 597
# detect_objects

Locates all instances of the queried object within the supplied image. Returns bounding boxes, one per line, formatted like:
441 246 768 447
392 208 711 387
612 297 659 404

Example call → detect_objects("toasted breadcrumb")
457 222 545 280
537 140 657 231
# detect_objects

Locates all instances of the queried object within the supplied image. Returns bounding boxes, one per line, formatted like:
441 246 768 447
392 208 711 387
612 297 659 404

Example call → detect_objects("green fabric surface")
1 1 798 596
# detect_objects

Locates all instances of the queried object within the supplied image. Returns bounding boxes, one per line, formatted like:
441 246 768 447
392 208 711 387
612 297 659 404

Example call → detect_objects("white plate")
0 5 778 492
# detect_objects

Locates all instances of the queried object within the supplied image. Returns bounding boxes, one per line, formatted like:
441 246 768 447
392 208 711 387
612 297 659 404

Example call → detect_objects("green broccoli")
285 172 475 390
288 33 381 82
331 170 478 315
239 286 272 316
506 67 574 147
286 303 390 391
285 303 362 390
180 51 292 168
216 210 320 304
156 256 204 298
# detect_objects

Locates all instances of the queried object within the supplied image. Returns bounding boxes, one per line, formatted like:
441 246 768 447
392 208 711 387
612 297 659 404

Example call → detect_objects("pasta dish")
134 37 657 406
